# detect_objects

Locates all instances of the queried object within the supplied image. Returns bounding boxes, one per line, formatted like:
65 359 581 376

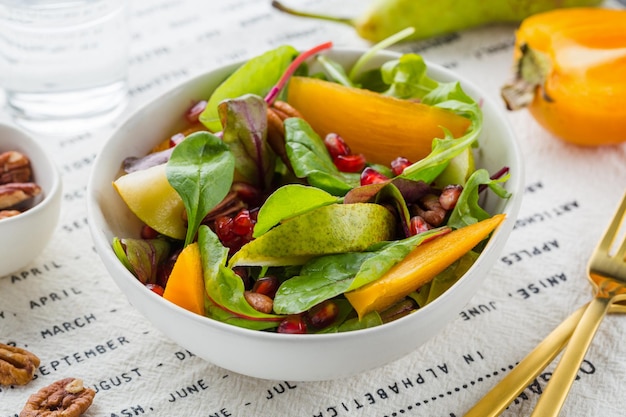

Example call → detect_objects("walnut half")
20 377 96 417
0 343 40 386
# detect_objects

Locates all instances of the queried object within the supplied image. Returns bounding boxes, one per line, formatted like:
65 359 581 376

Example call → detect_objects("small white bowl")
88 48 524 381
0 123 62 277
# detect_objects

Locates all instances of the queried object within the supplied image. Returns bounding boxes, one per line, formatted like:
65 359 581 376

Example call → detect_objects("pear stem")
271 1 354 26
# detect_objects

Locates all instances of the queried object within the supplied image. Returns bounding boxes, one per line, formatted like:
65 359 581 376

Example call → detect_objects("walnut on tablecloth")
20 377 96 417
0 343 40 386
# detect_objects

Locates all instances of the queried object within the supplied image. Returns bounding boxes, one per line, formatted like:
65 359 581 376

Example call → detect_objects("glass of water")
0 0 129 135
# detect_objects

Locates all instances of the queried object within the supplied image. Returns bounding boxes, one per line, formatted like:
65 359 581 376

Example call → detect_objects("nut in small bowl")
88 47 524 381
0 123 62 277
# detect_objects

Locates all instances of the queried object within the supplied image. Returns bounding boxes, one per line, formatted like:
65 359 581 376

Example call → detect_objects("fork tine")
596 192 626 256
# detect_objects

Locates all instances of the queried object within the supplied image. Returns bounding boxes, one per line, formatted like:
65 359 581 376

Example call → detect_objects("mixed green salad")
111 37 510 334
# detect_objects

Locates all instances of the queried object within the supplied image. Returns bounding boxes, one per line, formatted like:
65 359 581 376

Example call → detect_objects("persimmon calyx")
501 43 552 111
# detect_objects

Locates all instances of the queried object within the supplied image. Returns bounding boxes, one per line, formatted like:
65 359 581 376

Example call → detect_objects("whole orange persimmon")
502 8 626 146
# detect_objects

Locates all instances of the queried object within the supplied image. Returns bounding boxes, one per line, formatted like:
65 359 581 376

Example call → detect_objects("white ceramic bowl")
87 48 524 381
0 123 62 277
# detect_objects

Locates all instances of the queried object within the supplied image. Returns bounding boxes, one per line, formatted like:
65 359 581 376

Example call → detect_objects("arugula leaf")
219 94 275 190
198 226 282 330
166 132 235 246
272 227 449 314
199 45 298 132
253 184 339 238
283 117 360 196
380 53 438 99
447 169 510 229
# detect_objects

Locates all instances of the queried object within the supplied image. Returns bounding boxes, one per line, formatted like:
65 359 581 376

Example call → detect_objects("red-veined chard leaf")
112 237 171 284
219 94 275 190
166 132 235 246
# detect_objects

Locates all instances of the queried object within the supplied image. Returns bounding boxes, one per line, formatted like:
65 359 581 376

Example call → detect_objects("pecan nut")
266 100 304 169
0 343 40 386
0 182 42 210
20 377 96 417
0 151 32 184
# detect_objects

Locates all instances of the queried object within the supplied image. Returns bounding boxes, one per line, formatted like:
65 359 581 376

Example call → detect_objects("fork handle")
463 304 589 417
530 297 611 417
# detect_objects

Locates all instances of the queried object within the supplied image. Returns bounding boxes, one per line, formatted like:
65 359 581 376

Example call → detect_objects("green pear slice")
434 146 475 187
113 164 186 240
229 203 396 267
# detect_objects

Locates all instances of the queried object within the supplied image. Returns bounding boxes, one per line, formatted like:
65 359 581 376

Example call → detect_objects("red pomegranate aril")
215 216 235 241
323 133 351 159
360 167 389 185
185 100 207 123
146 283 164 296
334 154 366 173
307 300 339 329
277 315 307 334
410 215 430 235
140 224 159 239
232 209 254 236
252 276 280 299
390 156 412 176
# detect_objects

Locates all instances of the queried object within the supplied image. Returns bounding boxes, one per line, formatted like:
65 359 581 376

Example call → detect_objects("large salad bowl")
87 47 523 381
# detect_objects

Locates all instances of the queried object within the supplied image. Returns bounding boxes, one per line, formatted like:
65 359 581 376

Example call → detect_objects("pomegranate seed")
277 315 307 334
215 216 235 241
146 283 164 296
140 224 159 239
390 156 412 176
410 215 430 235
307 300 339 329
185 100 207 123
333 154 366 173
360 167 389 186
156 248 181 288
232 209 254 236
323 133 351 159
252 276 280 299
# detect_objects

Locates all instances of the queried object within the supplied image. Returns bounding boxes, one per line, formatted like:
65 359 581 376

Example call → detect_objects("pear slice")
434 146 475 188
229 203 396 267
113 164 186 240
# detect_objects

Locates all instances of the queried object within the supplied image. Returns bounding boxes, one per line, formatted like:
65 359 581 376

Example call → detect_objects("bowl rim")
87 47 525 342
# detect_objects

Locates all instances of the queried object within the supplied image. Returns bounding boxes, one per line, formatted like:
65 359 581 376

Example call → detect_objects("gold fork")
529 192 626 416
463 301 626 417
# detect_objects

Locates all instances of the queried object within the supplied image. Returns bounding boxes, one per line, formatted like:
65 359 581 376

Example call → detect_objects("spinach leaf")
337 311 383 332
447 169 510 229
219 94 275 190
253 184 339 238
199 45 298 132
272 227 449 314
283 117 360 196
166 132 235 246
198 226 282 330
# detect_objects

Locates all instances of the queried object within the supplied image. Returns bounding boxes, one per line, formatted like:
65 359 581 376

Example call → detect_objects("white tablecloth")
2 1 626 416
